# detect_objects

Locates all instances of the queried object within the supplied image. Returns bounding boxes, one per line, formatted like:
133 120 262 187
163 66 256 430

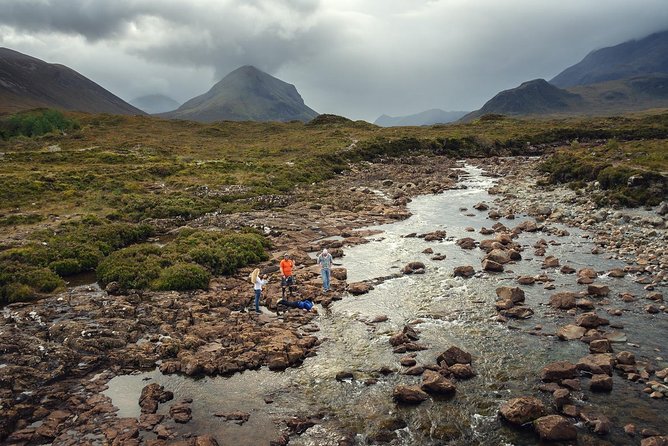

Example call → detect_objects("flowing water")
105 164 667 445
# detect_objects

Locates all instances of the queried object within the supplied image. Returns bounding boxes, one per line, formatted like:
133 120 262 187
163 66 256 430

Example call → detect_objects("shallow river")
105 164 667 445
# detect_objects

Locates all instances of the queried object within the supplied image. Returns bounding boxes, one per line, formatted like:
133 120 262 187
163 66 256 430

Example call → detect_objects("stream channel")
104 164 667 445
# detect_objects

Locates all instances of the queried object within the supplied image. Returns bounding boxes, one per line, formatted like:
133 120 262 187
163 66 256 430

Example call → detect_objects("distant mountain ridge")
0 47 143 115
461 79 583 121
551 30 668 88
462 29 668 121
374 109 467 127
159 65 318 123
130 94 180 114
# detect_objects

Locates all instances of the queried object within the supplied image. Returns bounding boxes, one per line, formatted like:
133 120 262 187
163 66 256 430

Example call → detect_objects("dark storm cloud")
1 0 667 120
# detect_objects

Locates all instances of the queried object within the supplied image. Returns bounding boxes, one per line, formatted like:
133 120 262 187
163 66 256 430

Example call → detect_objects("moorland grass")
1 110 666 301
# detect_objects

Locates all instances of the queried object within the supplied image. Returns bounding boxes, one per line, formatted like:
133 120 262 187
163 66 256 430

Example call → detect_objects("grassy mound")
96 229 269 292
0 217 153 303
539 139 667 207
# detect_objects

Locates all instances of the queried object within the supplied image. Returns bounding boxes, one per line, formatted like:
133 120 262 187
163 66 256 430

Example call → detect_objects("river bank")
1 155 666 445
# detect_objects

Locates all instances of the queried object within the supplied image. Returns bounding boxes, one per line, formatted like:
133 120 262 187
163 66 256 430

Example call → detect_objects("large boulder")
496 286 525 303
549 292 577 310
557 325 586 341
541 361 577 382
453 265 475 278
577 354 613 376
482 259 504 272
588 284 610 297
456 237 477 249
392 385 429 404
499 397 546 425
437 346 472 367
421 370 456 395
576 312 609 329
533 415 577 441
348 282 373 295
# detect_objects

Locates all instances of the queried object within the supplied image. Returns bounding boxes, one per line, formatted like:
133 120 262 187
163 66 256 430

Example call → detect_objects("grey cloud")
0 0 667 121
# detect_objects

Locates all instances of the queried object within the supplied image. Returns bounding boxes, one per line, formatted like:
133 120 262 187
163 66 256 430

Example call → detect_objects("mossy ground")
1 110 666 301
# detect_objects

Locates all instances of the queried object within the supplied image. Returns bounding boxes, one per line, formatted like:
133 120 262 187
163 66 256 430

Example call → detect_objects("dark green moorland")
0 109 666 303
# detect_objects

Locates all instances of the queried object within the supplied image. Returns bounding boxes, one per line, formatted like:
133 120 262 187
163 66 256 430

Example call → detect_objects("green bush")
0 109 79 140
23 267 64 293
3 283 36 303
169 230 269 275
0 219 154 302
154 263 210 291
96 244 164 289
94 229 269 291
49 258 82 276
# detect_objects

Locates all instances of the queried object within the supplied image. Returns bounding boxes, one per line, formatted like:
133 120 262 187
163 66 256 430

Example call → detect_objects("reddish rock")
549 292 577 310
542 256 560 268
456 237 477 249
557 325 586 341
533 415 577 441
482 259 504 272
501 305 534 319
576 312 609 329
588 284 610 297
590 374 613 392
496 286 525 303
348 282 373 295
392 385 429 404
421 370 456 395
449 363 476 379
331 268 347 280
577 354 613 376
517 276 535 285
437 346 472 366
453 266 475 278
578 268 598 279
615 351 636 365
486 249 511 264
498 397 546 425
589 339 612 353
541 361 577 382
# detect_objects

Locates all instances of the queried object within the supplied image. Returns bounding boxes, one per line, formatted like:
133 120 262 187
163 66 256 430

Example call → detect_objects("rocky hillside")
461 79 583 121
374 109 468 127
551 30 668 88
159 65 318 123
0 47 144 115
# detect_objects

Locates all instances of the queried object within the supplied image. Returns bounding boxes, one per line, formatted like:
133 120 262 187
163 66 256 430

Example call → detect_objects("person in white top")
316 248 333 292
250 268 268 313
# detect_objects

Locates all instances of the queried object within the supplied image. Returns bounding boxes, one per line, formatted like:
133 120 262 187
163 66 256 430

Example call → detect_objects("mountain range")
1 29 667 123
130 94 180 115
462 30 668 121
374 109 468 127
158 65 318 123
0 47 143 115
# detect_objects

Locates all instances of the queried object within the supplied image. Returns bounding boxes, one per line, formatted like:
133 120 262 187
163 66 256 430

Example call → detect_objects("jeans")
321 268 331 291
254 289 261 312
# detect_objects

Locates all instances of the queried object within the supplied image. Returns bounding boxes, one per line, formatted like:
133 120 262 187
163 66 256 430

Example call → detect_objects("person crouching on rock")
250 268 268 314
316 248 333 293
280 253 295 299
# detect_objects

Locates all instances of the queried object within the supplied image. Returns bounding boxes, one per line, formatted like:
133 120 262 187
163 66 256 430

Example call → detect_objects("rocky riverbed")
1 155 666 445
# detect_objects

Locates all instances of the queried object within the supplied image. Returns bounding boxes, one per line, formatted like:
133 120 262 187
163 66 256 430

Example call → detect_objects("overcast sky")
1 0 667 121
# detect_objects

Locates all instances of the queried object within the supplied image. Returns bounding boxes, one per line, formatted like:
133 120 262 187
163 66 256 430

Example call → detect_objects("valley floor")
1 155 666 445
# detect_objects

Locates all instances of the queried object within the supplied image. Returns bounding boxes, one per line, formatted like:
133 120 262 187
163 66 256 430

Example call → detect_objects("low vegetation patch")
0 109 80 140
0 217 153 303
539 139 667 207
96 229 269 292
